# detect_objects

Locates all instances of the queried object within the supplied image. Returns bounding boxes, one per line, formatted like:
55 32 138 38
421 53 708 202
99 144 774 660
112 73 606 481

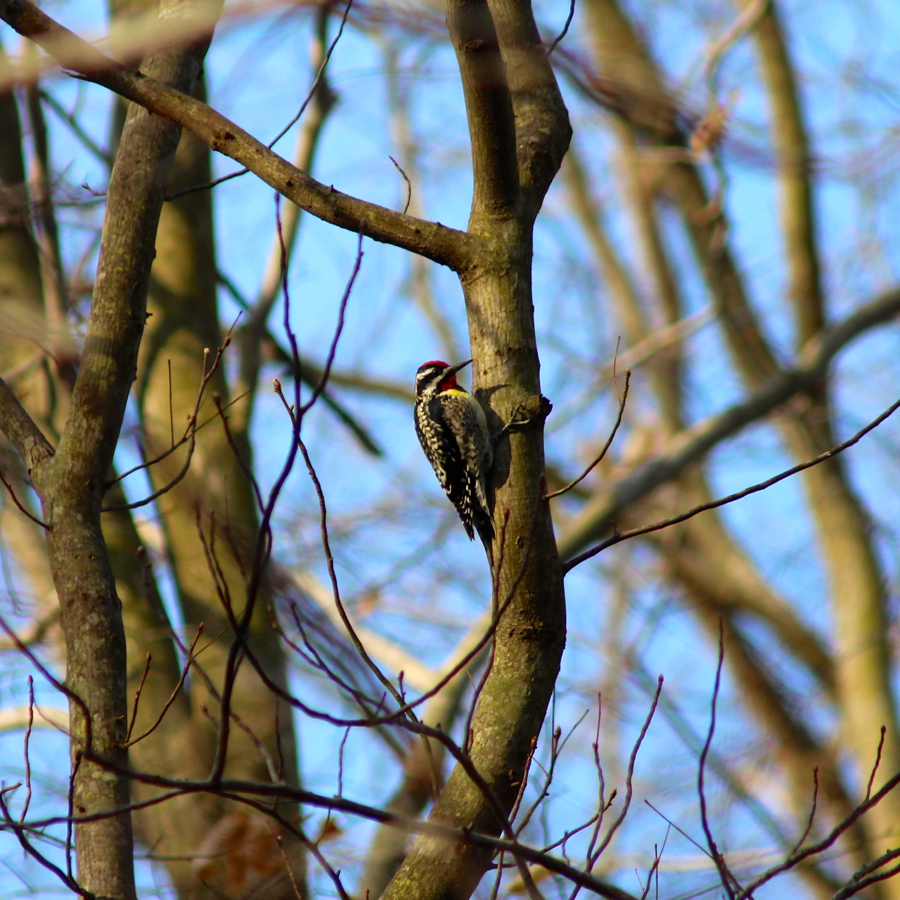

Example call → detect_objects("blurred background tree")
0 0 898 898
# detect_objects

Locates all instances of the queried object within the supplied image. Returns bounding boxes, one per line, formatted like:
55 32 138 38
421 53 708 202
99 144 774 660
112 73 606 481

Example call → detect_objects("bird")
414 359 494 547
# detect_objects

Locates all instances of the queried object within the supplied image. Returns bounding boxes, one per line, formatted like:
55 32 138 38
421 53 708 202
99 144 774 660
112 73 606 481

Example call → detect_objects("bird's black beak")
446 359 473 377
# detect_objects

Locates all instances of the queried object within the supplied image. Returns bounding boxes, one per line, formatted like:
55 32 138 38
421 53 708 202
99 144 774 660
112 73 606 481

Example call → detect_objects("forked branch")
0 0 482 271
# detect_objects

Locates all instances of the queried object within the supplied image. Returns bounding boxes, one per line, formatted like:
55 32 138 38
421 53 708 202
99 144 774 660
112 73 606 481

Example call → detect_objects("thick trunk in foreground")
381 0 570 897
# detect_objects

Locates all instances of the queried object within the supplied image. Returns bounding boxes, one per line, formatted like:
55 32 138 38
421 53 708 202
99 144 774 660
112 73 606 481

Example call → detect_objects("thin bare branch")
736 765 900 898
546 370 630 500
123 625 204 748
698 622 738 899
47 764 645 900
565 391 900 572
790 768 819 856
0 0 481 271
0 466 47 528
559 286 900 561
102 338 234 511
583 676 663 874
547 0 576 54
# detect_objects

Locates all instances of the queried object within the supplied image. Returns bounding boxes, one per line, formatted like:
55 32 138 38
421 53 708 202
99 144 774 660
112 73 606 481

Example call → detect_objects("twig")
701 0 770 85
167 0 352 200
223 541 525 732
124 625 204 747
337 727 351 798
629 653 816 860
111 388 247 486
0 467 48 529
644 802 711 859
0 788 84 896
0 613 91 750
299 232 363 416
207 201 307 781
287 418 409 718
124 653 152 744
790 768 818 855
547 0 576 54
207 211 362 779
198 446 544 828
221 267 381 451
272 827 304 900
213 394 264 513
389 155 412 215
728 744 900 892
283 604 398 731
168 358 175 448
38 88 113 166
0 610 58 654
581 676 663 876
509 736 539 827
698 622 738 899
65 754 77 880
46 765 645 900
639 829 669 900
518 710 588 838
866 726 886 801
564 393 900 572
269 245 409 732
546 371 630 500
102 337 235 510
606 306 714 375
19 676 34 823
832 848 900 900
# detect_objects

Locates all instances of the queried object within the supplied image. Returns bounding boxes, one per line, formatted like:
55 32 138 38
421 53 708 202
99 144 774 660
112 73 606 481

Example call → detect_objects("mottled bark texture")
0 0 217 895
378 1 570 898
126 74 305 897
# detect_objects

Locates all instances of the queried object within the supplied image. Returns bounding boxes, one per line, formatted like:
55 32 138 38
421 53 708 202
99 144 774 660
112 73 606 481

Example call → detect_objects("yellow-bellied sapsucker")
414 359 494 546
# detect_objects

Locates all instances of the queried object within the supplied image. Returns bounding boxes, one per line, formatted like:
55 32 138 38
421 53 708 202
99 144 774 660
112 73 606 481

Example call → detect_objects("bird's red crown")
418 360 461 391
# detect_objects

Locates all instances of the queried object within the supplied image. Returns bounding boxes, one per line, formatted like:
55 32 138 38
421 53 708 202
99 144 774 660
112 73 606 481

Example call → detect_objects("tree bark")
381 1 570 898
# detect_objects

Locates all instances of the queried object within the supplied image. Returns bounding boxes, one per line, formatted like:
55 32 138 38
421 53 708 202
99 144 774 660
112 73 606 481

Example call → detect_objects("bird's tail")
475 513 495 567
